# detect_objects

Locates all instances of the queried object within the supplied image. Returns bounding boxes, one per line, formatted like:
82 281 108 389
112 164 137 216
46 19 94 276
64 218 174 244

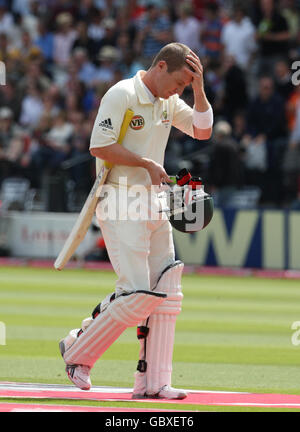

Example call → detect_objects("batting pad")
63 290 166 368
133 261 184 396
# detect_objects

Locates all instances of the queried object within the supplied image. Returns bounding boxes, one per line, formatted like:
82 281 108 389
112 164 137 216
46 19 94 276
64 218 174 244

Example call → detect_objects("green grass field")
1 266 300 411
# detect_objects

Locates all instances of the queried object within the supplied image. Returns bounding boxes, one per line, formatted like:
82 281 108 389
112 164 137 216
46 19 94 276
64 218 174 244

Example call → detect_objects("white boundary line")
0 382 247 395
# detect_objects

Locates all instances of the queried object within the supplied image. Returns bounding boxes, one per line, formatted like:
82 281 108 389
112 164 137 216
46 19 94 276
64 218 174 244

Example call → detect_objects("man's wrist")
193 88 210 111
193 105 213 129
141 157 152 170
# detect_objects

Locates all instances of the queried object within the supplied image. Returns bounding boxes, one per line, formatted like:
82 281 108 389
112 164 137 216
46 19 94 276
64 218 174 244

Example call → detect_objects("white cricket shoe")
65 364 91 391
132 385 188 400
157 385 187 399
59 338 91 391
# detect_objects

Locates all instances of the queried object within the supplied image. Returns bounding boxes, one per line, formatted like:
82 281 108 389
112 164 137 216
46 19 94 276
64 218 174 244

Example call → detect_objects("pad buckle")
137 326 149 340
137 360 147 373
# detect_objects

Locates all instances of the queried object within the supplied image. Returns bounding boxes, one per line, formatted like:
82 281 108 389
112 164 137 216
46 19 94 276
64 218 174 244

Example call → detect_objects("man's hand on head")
184 51 204 92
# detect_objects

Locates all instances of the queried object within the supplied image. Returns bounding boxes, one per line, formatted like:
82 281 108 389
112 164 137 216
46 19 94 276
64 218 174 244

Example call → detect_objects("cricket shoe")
132 385 188 400
65 364 91 391
59 336 91 391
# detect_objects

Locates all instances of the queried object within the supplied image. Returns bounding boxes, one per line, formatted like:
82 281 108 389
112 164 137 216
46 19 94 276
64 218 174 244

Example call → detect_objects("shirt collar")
134 70 161 105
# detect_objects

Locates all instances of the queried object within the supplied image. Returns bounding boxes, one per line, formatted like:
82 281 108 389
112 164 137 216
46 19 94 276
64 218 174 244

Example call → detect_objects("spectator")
288 92 300 149
42 85 61 119
67 110 92 192
280 0 300 45
24 114 52 187
12 0 31 16
0 107 25 184
220 4 257 70
18 61 51 95
201 2 223 61
0 32 8 62
0 0 15 40
30 111 73 184
51 0 79 22
116 30 132 57
34 19 54 64
134 3 172 67
20 0 40 40
77 0 99 22
232 110 248 144
92 45 119 86
16 29 39 60
247 76 287 141
87 8 105 43
4 48 24 84
46 111 73 150
0 79 23 121
72 20 98 62
208 120 243 207
59 59 88 114
219 54 248 122
282 97 300 203
173 2 202 55
240 131 267 188
96 17 118 51
246 75 288 204
19 83 44 130
191 0 207 21
203 58 224 115
254 0 290 74
53 12 77 68
273 58 295 101
72 47 97 86
286 83 300 132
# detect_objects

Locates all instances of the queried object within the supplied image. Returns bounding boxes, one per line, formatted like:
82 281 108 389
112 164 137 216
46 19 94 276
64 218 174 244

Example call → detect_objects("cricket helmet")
166 169 214 233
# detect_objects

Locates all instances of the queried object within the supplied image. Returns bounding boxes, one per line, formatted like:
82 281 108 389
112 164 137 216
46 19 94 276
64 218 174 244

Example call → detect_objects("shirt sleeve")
172 95 195 138
89 84 129 149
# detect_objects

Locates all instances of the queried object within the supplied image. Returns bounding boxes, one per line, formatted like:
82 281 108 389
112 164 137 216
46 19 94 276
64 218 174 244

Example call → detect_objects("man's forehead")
171 67 193 85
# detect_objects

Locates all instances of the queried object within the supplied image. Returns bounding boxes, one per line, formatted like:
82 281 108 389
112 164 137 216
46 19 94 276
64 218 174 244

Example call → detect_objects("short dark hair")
151 42 193 73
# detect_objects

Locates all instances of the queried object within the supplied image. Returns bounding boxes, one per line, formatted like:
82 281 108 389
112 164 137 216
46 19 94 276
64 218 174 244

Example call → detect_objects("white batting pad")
133 261 184 396
63 290 166 368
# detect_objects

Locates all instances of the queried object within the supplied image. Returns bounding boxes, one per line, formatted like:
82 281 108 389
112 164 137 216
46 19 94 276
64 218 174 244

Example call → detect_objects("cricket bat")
54 108 134 270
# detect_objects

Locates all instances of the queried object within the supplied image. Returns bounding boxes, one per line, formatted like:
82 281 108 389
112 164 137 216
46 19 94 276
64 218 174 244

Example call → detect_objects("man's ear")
157 60 167 72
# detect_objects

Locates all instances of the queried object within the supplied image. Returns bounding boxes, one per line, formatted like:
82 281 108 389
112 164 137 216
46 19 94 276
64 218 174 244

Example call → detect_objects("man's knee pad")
152 260 184 315
133 261 184 395
63 290 166 368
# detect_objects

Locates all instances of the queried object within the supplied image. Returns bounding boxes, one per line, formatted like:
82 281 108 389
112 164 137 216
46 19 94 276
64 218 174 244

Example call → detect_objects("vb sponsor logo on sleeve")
130 115 145 130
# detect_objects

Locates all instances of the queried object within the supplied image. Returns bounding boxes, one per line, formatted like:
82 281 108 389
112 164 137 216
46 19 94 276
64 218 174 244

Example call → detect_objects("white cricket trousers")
96 186 175 295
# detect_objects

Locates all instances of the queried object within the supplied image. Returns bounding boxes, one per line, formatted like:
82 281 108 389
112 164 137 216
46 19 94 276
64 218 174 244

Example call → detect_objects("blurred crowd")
0 0 300 210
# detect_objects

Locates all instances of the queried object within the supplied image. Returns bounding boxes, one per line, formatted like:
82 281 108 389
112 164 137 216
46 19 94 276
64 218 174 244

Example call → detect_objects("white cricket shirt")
90 70 195 186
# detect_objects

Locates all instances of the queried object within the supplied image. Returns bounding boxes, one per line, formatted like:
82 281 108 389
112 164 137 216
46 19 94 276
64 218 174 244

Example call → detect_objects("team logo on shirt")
130 115 145 130
162 110 169 124
99 118 113 130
